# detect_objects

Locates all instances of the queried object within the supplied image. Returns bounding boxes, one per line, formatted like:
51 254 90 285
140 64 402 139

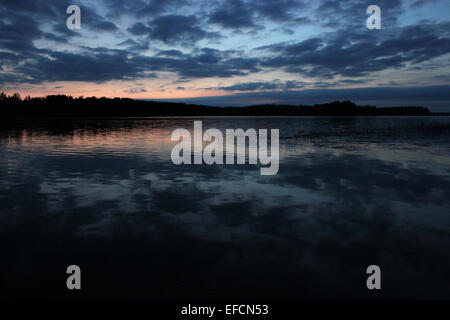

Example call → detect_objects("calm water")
0 117 449 299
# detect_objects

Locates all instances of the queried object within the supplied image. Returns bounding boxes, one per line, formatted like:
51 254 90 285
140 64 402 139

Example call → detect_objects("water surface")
1 117 449 299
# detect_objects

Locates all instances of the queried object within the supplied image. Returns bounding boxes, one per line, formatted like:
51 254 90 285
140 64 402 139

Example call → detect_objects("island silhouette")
0 92 431 118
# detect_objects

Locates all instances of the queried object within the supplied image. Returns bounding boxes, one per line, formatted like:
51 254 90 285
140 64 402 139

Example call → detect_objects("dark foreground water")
0 117 449 299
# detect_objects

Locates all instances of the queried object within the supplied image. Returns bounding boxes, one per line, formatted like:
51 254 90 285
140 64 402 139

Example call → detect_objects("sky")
0 0 449 110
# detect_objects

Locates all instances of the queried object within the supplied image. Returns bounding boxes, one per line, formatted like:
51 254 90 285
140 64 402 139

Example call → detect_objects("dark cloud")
103 0 191 18
91 21 119 32
149 15 221 45
13 49 141 83
259 22 450 78
42 32 68 43
157 50 185 57
410 0 440 9
214 80 305 91
316 79 371 87
124 88 148 94
127 22 152 36
254 0 306 22
1 44 260 84
208 0 306 30
316 0 403 29
0 0 119 43
0 0 70 19
132 53 260 78
78 6 120 33
0 11 43 53
117 39 150 52
209 0 259 30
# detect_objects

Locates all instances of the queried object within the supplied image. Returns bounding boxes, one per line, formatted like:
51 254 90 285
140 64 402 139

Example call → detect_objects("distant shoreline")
0 94 436 118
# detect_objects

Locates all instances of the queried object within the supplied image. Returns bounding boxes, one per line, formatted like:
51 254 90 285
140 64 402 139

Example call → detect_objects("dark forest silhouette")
0 92 431 117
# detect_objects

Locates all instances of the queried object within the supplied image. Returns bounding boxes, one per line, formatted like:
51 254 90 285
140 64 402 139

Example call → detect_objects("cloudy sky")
0 0 449 110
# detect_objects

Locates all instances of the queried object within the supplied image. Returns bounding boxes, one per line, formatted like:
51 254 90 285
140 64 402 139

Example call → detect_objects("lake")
0 117 449 299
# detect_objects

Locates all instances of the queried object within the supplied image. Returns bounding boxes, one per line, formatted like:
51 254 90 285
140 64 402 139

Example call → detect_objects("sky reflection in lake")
0 117 449 299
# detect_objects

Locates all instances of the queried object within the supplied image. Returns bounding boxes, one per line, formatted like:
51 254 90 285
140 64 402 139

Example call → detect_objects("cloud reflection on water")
0 117 449 299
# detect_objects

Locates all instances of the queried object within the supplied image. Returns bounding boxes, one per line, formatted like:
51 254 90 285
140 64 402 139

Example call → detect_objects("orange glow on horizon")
0 79 223 99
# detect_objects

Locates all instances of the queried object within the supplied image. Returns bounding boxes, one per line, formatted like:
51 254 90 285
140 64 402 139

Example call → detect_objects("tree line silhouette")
0 92 431 118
